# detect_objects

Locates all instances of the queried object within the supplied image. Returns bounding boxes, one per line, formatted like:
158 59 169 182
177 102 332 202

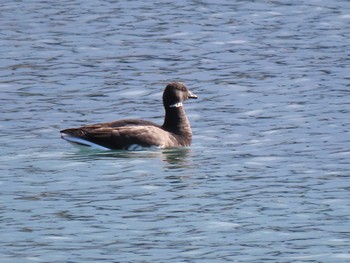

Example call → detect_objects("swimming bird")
60 82 197 150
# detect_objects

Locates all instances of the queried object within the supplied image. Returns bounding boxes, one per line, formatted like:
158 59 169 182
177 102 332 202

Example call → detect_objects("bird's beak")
188 90 198 99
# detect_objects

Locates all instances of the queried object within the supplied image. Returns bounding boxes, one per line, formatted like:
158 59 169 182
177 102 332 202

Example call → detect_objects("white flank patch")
61 134 164 151
127 144 163 151
61 133 110 151
127 144 144 151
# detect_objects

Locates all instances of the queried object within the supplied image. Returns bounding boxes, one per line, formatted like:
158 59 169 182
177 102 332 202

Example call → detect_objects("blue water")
1 0 350 262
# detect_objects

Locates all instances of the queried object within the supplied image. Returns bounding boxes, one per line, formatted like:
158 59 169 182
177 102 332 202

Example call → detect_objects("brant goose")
60 82 197 150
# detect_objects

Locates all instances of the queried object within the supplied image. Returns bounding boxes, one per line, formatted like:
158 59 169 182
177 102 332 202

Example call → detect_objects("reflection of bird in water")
60 82 197 151
66 147 194 172
161 147 193 169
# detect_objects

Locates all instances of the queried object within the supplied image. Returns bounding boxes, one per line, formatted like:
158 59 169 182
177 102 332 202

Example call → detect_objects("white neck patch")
169 102 183 108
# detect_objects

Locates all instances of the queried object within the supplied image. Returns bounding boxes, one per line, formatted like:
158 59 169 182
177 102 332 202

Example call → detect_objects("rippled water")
1 0 350 262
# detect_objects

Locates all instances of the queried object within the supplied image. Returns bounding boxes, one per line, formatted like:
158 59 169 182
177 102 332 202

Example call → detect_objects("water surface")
1 0 350 262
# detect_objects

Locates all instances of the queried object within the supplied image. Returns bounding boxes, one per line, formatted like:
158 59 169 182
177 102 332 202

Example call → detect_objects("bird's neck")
162 105 192 136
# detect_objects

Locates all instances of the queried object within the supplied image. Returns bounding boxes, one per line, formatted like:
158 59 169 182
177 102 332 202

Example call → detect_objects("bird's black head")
162 82 197 108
